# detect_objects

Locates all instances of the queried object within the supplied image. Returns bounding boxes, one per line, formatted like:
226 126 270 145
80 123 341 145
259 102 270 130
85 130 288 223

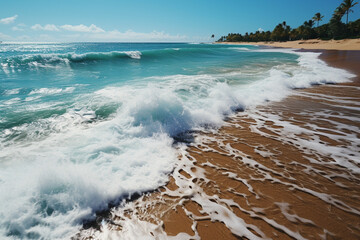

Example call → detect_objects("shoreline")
78 48 360 239
318 50 360 82
217 38 360 51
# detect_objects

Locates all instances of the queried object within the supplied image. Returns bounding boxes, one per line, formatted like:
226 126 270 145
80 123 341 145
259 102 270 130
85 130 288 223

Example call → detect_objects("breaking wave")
0 43 356 239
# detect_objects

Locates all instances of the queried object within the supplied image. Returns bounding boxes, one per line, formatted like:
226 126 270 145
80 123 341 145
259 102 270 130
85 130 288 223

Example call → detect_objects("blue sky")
1 0 360 42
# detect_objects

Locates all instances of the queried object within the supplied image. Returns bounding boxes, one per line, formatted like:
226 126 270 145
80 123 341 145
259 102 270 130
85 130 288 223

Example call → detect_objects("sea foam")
0 43 356 239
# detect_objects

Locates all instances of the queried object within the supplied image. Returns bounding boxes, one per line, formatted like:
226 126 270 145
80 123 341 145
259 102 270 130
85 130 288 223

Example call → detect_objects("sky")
1 0 360 42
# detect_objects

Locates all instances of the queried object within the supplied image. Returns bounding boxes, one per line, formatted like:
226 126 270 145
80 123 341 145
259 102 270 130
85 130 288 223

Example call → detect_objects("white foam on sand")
79 50 358 239
0 47 357 239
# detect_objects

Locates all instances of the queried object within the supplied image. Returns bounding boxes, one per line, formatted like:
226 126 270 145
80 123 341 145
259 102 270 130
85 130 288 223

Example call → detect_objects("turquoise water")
0 43 294 132
0 43 351 239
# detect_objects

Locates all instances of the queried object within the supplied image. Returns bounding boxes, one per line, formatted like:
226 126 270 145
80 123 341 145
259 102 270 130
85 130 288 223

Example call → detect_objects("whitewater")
0 42 354 239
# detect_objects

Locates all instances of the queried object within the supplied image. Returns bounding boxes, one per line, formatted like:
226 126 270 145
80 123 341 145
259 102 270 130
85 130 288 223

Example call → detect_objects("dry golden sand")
78 50 360 239
219 38 360 50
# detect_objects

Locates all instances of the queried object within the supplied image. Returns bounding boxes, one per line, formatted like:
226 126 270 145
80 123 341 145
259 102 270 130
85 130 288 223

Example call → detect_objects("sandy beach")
78 47 360 239
219 38 360 50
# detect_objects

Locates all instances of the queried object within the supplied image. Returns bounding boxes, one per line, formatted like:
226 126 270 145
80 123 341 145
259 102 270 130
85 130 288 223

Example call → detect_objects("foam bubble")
0 120 178 239
124 51 142 59
1 44 357 239
29 87 75 96
3 88 21 95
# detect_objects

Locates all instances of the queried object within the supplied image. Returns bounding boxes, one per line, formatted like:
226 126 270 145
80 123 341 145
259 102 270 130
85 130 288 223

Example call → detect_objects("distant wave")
0 47 223 71
3 88 20 95
29 87 75 96
229 47 251 51
10 51 142 63
0 51 142 72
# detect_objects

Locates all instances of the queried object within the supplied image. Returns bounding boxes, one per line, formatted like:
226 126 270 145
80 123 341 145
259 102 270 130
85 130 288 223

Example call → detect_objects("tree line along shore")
217 0 359 43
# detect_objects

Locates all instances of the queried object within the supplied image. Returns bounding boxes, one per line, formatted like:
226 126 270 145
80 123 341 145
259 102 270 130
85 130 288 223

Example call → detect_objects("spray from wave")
0 43 355 239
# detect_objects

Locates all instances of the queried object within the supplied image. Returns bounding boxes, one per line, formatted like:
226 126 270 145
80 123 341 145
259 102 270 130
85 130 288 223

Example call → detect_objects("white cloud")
12 23 26 31
89 30 187 42
0 32 12 40
17 35 31 41
0 15 18 24
12 26 23 31
60 24 105 33
2 19 189 42
258 28 264 32
31 24 59 31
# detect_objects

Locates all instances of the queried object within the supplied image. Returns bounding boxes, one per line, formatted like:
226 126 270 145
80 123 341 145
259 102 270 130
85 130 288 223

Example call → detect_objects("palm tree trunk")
347 11 349 24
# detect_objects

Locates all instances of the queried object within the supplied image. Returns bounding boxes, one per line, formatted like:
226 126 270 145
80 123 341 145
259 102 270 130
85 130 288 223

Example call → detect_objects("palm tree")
312 13 324 27
334 6 345 18
303 20 315 28
341 0 358 24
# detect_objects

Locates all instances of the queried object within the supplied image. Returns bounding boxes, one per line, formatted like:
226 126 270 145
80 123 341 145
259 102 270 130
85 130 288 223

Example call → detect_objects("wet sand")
219 39 360 51
78 50 360 239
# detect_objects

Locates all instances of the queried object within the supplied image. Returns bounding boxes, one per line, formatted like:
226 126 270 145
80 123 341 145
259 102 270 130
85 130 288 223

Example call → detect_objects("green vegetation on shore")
217 0 359 42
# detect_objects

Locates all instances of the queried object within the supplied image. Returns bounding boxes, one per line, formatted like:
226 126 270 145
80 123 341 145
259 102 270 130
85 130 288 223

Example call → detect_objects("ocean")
0 42 354 239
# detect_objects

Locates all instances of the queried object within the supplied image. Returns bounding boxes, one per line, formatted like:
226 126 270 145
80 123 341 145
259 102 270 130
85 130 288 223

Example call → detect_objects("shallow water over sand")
0 43 358 239
81 82 360 239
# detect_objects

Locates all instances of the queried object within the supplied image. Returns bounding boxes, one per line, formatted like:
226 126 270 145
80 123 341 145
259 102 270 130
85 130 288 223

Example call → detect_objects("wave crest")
0 51 143 71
